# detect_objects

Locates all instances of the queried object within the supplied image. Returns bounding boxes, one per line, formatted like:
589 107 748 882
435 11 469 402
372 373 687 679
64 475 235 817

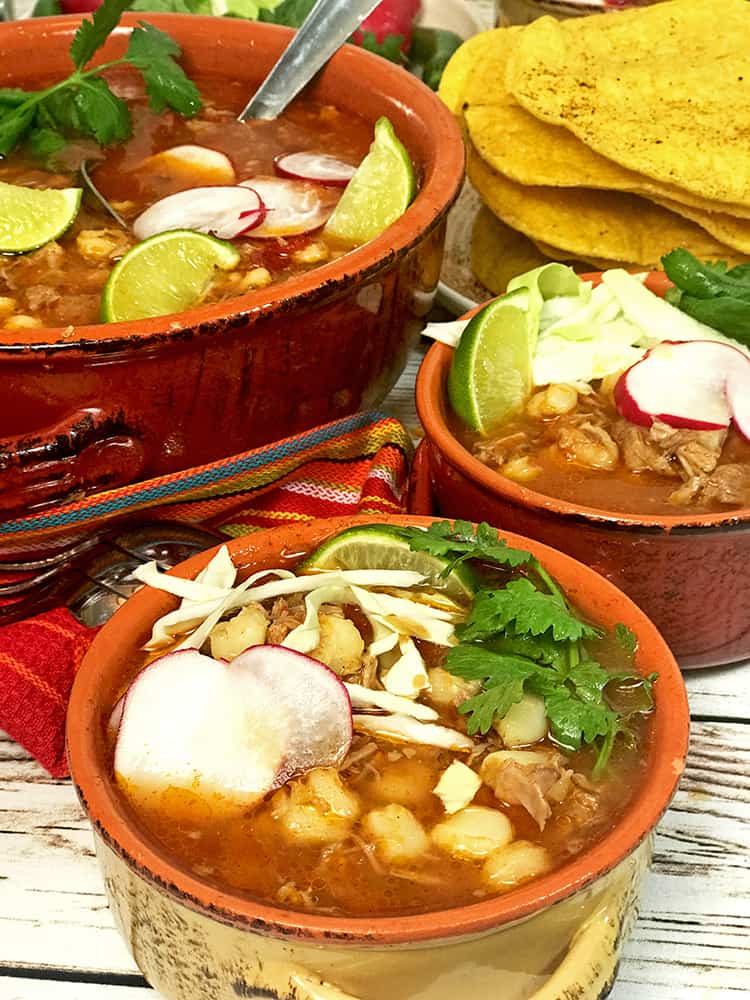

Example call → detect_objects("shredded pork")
480 751 577 831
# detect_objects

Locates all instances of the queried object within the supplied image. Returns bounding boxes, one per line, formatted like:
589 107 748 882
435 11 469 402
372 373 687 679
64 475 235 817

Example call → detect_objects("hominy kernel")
5 314 43 330
502 456 542 483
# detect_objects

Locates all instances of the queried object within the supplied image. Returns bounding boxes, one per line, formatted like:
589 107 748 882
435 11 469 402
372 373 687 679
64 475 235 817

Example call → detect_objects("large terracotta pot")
0 16 464 516
67 514 689 1000
415 278 750 667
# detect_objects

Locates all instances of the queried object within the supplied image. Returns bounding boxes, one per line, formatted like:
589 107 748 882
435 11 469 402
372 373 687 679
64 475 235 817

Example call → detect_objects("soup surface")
110 524 654 918
453 381 750 516
0 70 372 330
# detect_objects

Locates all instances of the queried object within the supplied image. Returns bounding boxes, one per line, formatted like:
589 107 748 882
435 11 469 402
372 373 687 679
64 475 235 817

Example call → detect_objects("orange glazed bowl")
67 514 689 1000
415 276 750 668
0 15 464 517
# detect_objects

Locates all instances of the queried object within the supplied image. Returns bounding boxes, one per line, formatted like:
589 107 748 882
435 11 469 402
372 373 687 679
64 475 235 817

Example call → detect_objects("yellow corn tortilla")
467 144 746 269
507 0 750 207
652 199 750 256
470 208 609 295
471 207 549 294
438 29 513 115
461 24 750 219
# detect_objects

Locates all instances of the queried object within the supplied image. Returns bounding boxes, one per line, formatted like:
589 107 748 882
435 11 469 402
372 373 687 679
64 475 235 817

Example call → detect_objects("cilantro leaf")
0 104 35 156
73 77 131 145
129 0 209 10
28 126 67 166
484 632 569 670
446 647 539 736
408 27 463 90
536 681 614 751
31 0 62 14
258 0 315 26
70 0 132 70
615 623 638 658
358 31 406 65
402 520 533 575
457 579 600 644
0 88 30 109
126 22 202 116
459 685 524 737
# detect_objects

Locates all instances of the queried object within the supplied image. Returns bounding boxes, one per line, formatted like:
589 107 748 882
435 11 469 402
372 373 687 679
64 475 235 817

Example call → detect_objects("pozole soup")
110 521 656 918
439 264 750 516
0 4 415 329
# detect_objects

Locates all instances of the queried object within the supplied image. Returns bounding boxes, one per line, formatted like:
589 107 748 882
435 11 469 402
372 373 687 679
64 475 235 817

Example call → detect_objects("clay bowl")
67 514 688 1000
415 273 750 667
0 15 464 516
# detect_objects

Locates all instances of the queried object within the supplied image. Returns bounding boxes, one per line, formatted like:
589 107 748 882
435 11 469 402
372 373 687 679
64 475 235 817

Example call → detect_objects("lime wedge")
301 524 476 602
101 229 240 323
323 117 416 246
448 289 534 435
0 181 81 254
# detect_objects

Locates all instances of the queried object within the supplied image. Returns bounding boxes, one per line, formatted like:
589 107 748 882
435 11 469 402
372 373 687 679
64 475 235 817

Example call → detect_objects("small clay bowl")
415 274 750 667
0 15 464 516
67 514 688 1000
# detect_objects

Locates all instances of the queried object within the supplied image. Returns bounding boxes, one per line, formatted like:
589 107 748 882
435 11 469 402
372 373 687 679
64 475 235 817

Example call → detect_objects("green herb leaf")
671 293 750 345
72 77 131 145
408 27 463 90
0 105 36 157
457 579 600 644
483 632 569 670
129 0 209 10
126 22 202 116
0 88 31 109
358 31 406 65
528 671 613 751
662 248 750 345
31 0 62 14
446 647 540 736
615 623 638 657
28 126 67 165
258 0 315 26
402 520 533 575
70 0 132 70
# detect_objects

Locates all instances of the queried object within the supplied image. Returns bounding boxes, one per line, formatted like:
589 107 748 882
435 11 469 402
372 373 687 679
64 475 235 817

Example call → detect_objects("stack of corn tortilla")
439 0 750 294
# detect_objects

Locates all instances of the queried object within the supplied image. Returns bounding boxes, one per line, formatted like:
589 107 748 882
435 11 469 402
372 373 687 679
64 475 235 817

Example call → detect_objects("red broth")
451 382 750 516
0 70 373 330
109 554 653 918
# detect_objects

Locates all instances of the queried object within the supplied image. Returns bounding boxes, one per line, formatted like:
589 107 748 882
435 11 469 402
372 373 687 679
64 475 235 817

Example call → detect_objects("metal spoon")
238 0 382 121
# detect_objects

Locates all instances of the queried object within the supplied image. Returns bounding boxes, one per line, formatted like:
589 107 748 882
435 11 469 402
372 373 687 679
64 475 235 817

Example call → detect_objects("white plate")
417 0 489 37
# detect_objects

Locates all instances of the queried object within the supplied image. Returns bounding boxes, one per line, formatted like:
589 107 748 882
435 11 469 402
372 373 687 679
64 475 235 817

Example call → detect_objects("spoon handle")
238 0 383 121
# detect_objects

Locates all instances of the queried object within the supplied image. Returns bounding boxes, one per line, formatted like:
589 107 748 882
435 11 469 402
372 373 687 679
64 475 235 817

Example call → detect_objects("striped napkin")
0 411 413 776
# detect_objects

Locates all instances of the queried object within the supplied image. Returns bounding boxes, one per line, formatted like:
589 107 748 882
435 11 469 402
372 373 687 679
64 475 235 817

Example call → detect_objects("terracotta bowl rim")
0 14 465 353
416 274 750 532
67 513 689 946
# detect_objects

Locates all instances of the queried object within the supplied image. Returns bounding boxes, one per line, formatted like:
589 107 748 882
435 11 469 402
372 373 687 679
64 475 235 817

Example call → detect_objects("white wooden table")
1 350 749 1000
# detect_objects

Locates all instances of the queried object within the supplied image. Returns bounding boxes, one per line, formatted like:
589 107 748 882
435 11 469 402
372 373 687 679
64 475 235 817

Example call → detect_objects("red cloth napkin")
0 608 97 777
0 412 412 777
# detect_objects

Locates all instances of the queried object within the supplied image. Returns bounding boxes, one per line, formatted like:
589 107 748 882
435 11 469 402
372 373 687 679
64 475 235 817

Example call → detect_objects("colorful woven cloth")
0 411 412 555
0 411 412 776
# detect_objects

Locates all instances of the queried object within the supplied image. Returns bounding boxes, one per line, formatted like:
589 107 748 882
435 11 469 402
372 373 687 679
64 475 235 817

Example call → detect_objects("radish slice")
114 646 352 810
140 145 236 186
133 186 266 241
614 340 750 436
239 178 332 236
274 152 356 187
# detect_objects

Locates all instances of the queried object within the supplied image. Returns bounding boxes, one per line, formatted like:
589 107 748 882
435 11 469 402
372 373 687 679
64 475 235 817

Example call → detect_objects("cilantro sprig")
402 521 656 775
0 0 201 158
400 519 533 575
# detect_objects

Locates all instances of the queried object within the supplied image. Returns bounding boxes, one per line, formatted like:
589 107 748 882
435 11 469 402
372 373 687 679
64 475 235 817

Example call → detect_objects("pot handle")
0 406 146 515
